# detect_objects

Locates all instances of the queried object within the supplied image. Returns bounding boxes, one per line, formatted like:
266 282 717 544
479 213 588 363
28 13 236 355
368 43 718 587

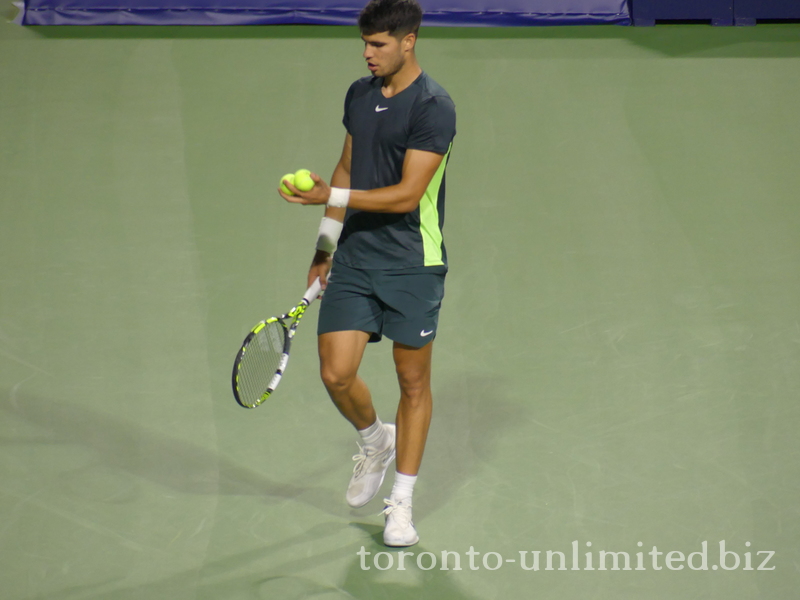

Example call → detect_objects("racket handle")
303 277 323 305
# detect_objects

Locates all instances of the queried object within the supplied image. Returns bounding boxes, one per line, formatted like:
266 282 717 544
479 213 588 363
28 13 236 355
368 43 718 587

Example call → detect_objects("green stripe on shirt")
419 143 452 267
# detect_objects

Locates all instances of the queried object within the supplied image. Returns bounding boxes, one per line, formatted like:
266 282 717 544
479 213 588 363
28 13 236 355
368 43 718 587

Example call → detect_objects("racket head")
231 317 290 408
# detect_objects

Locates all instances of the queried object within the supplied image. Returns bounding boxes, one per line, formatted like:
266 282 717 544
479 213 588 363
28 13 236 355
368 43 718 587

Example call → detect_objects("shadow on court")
419 373 527 520
15 518 478 599
248 525 481 600
0 380 514 599
0 372 527 521
0 389 340 513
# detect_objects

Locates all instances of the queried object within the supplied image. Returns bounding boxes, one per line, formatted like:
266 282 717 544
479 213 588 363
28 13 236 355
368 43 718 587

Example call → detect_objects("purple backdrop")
19 0 631 26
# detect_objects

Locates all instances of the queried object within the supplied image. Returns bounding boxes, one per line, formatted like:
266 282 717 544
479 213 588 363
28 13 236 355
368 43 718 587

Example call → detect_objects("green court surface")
1 14 799 599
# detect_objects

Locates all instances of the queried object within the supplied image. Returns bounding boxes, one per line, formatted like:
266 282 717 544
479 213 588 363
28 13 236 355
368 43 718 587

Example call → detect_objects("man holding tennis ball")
279 0 455 547
281 169 315 195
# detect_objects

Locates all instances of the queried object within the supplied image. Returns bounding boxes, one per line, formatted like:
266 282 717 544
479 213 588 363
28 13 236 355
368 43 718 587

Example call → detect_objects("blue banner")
19 0 631 26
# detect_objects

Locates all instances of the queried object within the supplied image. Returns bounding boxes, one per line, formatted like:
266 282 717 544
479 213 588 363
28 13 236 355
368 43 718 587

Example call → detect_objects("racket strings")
236 320 287 407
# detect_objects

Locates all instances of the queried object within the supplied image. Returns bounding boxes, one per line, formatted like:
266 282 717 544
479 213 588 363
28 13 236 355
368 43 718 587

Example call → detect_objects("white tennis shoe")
382 497 419 547
346 423 396 508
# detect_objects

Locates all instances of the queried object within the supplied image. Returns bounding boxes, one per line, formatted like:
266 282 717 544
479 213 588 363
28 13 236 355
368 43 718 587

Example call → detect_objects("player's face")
362 31 414 78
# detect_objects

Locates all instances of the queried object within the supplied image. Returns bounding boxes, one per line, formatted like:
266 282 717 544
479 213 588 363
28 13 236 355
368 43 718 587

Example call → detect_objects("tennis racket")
231 278 323 408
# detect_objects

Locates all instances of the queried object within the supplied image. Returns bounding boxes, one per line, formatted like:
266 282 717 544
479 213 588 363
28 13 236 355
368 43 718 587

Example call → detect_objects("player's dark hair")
359 0 423 39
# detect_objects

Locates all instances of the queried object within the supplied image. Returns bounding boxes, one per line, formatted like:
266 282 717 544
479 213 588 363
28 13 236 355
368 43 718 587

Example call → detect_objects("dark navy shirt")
335 72 456 270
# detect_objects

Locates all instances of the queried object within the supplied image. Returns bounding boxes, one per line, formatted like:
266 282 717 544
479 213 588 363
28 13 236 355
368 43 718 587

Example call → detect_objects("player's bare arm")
306 134 352 288
280 146 445 213
325 133 352 220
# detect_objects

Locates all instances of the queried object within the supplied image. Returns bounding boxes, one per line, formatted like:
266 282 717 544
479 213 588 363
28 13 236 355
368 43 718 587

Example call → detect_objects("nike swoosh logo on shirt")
420 330 434 337
375 106 389 112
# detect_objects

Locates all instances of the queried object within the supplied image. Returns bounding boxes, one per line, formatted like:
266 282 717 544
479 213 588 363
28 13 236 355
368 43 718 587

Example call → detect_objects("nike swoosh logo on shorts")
375 106 389 112
420 330 434 337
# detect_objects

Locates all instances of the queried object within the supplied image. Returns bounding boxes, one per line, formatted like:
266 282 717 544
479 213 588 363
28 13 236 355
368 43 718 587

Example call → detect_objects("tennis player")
279 0 456 547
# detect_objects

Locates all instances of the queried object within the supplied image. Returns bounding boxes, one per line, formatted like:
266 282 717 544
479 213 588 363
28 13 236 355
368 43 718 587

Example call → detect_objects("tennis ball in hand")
293 169 315 192
280 173 296 195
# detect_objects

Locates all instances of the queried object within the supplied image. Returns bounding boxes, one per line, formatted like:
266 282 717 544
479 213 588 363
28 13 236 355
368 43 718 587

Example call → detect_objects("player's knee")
397 374 430 407
320 366 355 395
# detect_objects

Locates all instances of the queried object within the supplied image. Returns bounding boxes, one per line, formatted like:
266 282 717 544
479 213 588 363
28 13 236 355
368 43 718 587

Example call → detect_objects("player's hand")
308 250 332 291
279 173 332 206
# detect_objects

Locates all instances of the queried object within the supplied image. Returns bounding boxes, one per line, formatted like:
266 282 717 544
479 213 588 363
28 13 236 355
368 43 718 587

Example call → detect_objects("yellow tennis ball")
294 169 315 192
280 173 295 195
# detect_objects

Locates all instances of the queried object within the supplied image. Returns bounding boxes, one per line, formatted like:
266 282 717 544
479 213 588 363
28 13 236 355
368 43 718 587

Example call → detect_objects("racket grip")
303 277 323 305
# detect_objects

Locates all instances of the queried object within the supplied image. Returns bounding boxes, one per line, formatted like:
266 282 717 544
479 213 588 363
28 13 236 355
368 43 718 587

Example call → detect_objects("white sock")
358 417 388 449
390 471 417 502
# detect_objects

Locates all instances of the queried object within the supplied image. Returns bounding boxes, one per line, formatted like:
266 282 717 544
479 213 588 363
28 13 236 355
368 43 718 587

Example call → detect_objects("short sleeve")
406 95 456 154
342 82 357 134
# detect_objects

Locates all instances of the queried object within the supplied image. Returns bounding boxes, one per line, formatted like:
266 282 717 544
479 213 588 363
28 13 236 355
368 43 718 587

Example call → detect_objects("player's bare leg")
318 330 374 429
319 330 397 508
392 340 434 476
382 340 433 547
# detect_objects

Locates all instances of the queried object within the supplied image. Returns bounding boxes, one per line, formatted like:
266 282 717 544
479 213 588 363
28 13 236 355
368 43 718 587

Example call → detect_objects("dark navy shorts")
317 261 447 348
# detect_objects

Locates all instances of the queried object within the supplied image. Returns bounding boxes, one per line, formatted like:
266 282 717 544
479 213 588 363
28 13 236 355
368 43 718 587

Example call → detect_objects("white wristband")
327 187 351 208
316 216 343 255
